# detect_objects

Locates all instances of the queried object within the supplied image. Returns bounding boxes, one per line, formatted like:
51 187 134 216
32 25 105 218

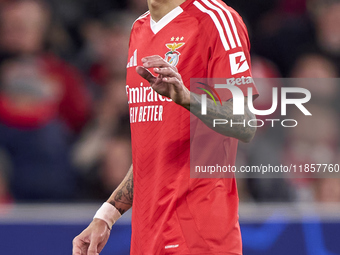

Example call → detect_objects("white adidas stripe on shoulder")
209 0 242 47
193 0 242 50
193 1 230 51
201 0 236 49
139 10 150 19
131 11 150 29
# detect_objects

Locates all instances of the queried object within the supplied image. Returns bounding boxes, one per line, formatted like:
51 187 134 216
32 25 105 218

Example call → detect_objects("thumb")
136 66 156 83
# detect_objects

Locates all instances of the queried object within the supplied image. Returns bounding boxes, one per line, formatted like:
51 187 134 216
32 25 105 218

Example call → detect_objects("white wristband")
93 202 121 230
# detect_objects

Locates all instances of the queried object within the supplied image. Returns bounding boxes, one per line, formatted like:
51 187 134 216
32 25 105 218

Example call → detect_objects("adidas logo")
127 49 137 68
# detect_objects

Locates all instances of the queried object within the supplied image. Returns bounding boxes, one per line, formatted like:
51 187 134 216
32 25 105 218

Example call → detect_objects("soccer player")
73 0 258 254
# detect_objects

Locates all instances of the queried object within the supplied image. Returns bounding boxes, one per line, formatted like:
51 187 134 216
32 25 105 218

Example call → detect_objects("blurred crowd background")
0 0 339 204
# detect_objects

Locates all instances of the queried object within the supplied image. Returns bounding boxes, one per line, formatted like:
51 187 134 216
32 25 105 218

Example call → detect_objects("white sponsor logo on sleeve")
229 51 249 75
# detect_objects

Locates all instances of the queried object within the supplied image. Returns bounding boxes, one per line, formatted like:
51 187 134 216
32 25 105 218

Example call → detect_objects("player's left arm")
136 56 256 143
187 94 256 143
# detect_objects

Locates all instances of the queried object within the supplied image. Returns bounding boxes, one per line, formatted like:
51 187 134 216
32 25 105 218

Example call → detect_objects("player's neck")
148 0 186 22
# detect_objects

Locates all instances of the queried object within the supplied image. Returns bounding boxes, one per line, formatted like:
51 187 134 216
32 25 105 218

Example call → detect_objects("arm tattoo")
114 169 133 204
109 201 125 215
108 165 133 215
186 93 256 143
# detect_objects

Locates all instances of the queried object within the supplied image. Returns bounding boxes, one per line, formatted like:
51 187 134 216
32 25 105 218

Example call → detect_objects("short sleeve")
205 6 258 101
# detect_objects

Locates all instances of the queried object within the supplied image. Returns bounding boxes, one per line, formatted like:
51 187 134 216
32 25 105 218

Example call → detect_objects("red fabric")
0 95 55 128
0 54 91 131
42 54 91 132
89 62 110 86
127 0 257 254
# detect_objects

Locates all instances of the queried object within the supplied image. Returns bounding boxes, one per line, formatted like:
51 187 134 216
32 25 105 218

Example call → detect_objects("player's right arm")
72 164 133 255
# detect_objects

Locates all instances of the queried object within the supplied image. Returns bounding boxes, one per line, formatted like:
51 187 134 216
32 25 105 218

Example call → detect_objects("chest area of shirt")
125 21 199 125
127 19 201 70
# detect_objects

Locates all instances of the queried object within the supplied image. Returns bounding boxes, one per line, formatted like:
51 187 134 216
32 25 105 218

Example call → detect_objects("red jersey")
125 0 258 254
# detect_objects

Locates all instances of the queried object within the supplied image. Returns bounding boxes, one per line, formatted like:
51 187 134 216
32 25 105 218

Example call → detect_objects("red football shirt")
125 0 258 254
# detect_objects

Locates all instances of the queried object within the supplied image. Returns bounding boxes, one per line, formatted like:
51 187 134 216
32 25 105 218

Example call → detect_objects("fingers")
142 55 174 70
137 55 183 91
162 76 181 85
72 219 111 255
141 55 181 82
72 234 100 255
154 67 180 78
136 66 156 83
88 236 100 255
154 67 182 88
72 237 87 255
72 241 82 255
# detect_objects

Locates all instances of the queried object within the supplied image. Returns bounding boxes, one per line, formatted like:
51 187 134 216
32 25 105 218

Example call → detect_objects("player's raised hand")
72 219 111 255
136 55 190 106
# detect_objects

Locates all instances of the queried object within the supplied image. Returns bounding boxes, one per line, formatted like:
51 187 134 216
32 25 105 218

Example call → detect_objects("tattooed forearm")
114 168 133 204
185 93 256 143
107 165 133 215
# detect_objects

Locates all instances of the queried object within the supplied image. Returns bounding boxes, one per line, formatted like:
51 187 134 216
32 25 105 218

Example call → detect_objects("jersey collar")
150 6 183 34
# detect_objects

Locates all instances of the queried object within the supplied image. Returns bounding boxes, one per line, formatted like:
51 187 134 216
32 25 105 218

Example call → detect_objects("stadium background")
0 0 339 254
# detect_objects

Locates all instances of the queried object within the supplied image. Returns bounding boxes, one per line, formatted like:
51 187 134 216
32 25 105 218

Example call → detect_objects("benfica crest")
165 42 185 67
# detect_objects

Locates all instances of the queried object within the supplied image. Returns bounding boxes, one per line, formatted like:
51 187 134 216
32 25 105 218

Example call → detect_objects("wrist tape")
93 202 121 229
